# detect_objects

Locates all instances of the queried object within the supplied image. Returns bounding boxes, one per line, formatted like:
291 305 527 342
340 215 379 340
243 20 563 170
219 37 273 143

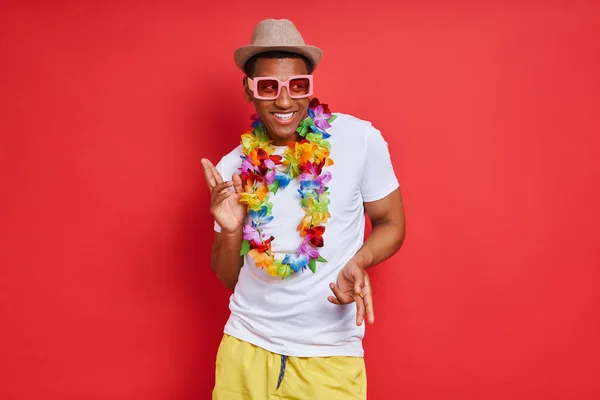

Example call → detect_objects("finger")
330 283 353 304
210 162 224 185
217 188 234 201
355 294 366 326
211 181 233 196
361 276 375 324
353 268 366 294
202 158 224 186
327 296 341 305
210 183 233 209
201 158 216 188
362 291 375 324
212 185 234 207
232 173 244 194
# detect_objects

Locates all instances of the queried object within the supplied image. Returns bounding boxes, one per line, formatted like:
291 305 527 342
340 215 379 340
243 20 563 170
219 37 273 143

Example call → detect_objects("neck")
268 131 301 146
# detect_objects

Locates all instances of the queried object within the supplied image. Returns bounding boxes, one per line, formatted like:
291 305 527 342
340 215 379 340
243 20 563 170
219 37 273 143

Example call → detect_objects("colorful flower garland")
238 98 337 279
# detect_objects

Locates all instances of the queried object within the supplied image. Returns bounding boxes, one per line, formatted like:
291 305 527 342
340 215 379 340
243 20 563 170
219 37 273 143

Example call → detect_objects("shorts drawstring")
276 355 288 389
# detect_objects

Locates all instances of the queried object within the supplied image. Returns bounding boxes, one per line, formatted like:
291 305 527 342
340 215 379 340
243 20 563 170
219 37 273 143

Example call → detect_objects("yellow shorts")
213 334 367 399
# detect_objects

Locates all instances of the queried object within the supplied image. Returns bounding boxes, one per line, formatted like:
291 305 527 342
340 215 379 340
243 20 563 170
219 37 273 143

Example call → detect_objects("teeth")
274 112 294 120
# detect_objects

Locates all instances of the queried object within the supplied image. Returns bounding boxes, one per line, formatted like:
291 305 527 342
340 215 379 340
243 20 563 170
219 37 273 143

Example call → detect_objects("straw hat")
234 19 323 73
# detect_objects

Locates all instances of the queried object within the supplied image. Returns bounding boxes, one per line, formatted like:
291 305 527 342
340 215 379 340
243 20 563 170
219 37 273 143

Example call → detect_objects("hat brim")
234 45 323 74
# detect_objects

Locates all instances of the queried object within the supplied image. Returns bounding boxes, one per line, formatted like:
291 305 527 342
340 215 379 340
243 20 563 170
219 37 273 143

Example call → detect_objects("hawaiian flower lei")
238 98 337 279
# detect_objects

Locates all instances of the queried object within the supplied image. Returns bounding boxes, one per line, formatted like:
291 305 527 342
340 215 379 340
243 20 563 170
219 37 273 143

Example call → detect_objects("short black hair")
244 51 313 77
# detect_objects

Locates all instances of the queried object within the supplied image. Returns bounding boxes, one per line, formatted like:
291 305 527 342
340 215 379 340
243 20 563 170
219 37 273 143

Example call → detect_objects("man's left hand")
328 258 374 326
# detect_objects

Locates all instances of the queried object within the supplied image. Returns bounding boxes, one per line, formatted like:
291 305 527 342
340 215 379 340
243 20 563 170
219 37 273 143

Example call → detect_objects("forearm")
211 229 244 290
354 220 405 270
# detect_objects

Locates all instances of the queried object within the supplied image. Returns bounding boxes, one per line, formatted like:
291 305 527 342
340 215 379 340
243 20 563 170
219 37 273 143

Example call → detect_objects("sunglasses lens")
253 77 312 99
289 78 311 98
256 79 279 99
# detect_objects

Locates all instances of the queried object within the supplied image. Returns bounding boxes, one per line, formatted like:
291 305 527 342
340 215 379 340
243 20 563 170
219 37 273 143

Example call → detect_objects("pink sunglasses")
247 75 313 100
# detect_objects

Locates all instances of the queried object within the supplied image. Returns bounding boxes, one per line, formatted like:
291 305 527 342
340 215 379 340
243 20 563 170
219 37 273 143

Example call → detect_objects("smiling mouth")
271 111 296 122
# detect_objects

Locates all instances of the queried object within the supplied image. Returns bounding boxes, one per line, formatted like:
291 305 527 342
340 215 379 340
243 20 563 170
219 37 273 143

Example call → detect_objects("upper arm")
364 187 405 229
359 122 404 228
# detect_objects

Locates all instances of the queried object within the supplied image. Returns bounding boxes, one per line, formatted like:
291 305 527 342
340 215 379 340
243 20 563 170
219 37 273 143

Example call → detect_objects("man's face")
244 57 310 146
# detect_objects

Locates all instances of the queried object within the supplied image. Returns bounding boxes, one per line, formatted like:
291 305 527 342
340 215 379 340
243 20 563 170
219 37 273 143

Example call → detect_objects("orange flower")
249 249 274 269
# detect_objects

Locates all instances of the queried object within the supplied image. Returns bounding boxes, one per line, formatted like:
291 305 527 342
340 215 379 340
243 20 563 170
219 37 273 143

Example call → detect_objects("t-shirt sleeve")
360 125 400 202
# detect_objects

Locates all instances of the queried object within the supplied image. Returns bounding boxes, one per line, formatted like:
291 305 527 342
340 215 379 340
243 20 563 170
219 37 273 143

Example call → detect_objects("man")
201 19 405 399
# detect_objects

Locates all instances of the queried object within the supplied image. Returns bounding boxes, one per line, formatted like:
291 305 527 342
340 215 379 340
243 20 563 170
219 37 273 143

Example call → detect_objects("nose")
274 86 292 109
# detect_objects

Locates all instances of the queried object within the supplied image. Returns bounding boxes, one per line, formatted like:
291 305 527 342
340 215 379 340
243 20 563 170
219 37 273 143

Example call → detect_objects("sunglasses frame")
247 75 314 100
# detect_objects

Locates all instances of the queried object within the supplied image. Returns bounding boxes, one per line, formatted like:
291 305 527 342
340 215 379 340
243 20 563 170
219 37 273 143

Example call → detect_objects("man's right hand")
201 158 246 234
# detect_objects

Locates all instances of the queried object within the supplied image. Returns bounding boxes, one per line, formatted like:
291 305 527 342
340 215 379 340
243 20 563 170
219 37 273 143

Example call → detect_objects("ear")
242 76 253 103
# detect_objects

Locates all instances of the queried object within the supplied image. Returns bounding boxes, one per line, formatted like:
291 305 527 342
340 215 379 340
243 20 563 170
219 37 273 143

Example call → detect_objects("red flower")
243 170 263 183
269 155 283 165
256 148 269 160
299 161 325 175
250 236 274 252
302 226 326 247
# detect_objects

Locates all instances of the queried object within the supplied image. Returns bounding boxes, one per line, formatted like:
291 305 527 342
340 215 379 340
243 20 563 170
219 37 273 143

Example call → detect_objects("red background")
1 1 599 399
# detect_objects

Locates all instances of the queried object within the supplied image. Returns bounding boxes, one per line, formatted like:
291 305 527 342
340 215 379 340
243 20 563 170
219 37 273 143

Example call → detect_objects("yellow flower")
241 132 259 150
296 211 331 230
238 185 269 209
267 260 282 277
292 142 317 164
286 140 332 166
314 144 330 160
241 133 273 153
311 211 331 226
239 193 260 208
266 260 291 279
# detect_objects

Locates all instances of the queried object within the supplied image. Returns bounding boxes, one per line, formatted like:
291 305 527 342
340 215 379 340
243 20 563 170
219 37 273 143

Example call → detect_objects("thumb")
353 266 365 294
232 173 244 194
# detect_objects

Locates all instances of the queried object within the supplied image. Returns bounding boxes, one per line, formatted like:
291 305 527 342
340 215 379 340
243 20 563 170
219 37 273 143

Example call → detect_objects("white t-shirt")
214 113 399 357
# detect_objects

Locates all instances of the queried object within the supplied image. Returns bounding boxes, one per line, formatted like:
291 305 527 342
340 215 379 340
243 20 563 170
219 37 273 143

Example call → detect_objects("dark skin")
243 58 310 145
201 57 406 326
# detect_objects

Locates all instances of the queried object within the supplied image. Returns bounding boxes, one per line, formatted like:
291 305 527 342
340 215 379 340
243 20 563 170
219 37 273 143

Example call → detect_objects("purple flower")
265 170 276 185
264 158 275 169
243 224 262 243
239 155 258 174
312 104 332 132
299 171 332 194
298 239 319 259
264 158 277 184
